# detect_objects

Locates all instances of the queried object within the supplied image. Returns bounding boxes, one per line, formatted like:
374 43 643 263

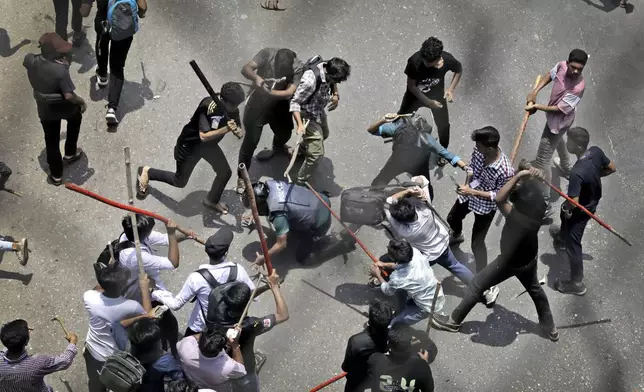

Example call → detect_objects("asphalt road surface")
1 0 643 391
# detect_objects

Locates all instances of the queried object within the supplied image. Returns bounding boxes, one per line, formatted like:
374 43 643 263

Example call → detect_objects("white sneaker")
483 285 500 307
96 72 108 89
106 108 118 125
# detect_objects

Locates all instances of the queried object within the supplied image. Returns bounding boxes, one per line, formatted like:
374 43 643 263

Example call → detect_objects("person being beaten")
136 82 245 213
432 164 559 342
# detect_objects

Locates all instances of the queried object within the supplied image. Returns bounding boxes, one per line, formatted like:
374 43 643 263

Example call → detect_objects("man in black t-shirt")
551 127 616 295
136 83 245 214
23 33 87 185
363 326 434 392
398 37 462 163
432 166 559 342
236 48 304 193
341 300 394 392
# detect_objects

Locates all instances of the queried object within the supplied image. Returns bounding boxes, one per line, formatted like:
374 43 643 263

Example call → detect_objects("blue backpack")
107 0 139 41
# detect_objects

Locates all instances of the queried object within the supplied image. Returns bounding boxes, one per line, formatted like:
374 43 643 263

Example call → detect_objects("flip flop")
260 0 286 11
136 166 150 200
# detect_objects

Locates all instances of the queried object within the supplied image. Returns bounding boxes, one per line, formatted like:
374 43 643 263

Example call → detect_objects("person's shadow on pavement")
458 305 543 347
0 28 31 57
37 140 95 186
89 74 154 131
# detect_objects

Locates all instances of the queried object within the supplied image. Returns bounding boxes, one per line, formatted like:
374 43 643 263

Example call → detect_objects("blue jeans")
390 298 428 326
0 240 13 251
431 247 474 285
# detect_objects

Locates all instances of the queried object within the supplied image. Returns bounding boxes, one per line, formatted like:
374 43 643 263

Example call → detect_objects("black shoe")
47 175 63 186
72 31 86 47
555 280 587 296
541 326 559 342
430 314 461 332
63 148 84 164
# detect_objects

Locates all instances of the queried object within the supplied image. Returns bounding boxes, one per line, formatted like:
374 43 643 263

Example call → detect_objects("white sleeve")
146 231 169 246
236 265 256 290
152 275 197 311
142 252 175 271
549 63 560 81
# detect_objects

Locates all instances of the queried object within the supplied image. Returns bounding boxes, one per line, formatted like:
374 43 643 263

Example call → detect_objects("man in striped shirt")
0 319 78 392
447 126 514 306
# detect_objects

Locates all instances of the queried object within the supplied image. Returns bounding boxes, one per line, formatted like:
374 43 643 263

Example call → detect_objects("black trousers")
41 111 82 178
446 199 495 272
295 214 333 262
238 98 293 173
561 210 591 283
370 152 434 200
94 21 133 110
184 327 199 337
53 0 82 39
452 256 555 331
147 143 232 204
397 90 450 148
154 301 179 358
83 348 107 392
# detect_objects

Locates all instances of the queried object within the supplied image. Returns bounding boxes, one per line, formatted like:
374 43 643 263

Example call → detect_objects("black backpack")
194 266 238 325
303 55 331 101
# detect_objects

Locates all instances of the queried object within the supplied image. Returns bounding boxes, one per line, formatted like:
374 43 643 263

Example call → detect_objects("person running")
525 49 588 212
23 33 86 185
446 126 514 305
366 112 470 197
91 0 148 125
398 36 462 165
432 166 559 342
550 127 616 295
236 48 304 193
290 56 351 184
341 300 395 392
136 83 245 213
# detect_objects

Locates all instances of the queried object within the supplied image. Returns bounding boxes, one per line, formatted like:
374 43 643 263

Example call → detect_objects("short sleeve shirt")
567 146 610 212
239 314 277 371
404 51 462 98
23 53 78 121
365 354 434 392
546 61 585 134
176 97 241 149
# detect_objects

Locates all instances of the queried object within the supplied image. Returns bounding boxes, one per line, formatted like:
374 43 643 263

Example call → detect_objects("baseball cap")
205 228 234 259
39 33 73 58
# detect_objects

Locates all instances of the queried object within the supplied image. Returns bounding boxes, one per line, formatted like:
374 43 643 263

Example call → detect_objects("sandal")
202 200 229 214
136 166 150 200
260 0 286 10
63 148 84 164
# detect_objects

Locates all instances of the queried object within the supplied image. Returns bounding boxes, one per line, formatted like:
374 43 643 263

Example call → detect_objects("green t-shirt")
271 195 330 236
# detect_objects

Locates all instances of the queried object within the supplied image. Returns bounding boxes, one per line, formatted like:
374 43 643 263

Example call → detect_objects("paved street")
1 0 643 391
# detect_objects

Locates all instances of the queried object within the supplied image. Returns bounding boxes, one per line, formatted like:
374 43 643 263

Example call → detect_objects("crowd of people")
0 0 620 391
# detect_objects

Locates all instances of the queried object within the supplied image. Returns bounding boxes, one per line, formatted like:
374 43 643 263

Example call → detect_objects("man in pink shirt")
525 49 588 212
177 324 246 392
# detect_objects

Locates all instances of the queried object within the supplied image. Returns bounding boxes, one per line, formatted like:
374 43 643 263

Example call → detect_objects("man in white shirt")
384 175 473 285
369 239 444 326
177 324 246 392
84 264 156 392
152 228 255 336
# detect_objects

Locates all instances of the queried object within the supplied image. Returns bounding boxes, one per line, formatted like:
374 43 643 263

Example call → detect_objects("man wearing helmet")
243 180 332 266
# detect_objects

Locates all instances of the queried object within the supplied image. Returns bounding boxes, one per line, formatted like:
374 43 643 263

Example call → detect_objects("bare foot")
203 200 228 214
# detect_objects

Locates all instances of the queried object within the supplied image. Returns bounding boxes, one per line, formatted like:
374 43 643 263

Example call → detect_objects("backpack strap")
226 265 238 282
196 269 220 289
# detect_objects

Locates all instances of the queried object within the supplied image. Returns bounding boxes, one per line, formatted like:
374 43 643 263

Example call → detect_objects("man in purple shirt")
0 319 78 392
525 49 588 213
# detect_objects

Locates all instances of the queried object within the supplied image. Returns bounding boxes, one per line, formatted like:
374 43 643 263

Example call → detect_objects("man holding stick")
550 127 616 295
525 49 588 213
136 82 245 213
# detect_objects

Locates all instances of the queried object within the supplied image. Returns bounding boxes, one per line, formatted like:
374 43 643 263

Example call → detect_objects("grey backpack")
107 0 139 41
99 350 145 392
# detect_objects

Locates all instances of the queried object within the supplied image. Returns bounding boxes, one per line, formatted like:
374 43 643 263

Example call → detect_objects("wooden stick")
284 120 309 183
510 75 542 164
235 274 264 327
238 163 274 275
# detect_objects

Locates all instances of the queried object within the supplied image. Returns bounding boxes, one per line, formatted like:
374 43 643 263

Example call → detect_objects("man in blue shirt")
367 113 469 200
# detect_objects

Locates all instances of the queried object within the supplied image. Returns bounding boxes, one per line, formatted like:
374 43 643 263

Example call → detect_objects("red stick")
545 180 632 246
238 164 274 275
310 372 347 392
64 183 205 245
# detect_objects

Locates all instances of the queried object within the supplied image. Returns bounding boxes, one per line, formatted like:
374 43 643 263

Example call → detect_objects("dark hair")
368 300 395 335
220 82 245 106
0 319 29 354
387 325 412 355
96 263 130 295
325 57 351 83
223 282 252 315
471 126 500 148
243 181 270 216
510 177 546 220
198 324 227 358
275 49 297 82
166 380 198 392
388 196 417 223
122 214 155 242
567 126 590 150
128 318 161 358
420 37 444 62
568 49 588 65
387 239 413 264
